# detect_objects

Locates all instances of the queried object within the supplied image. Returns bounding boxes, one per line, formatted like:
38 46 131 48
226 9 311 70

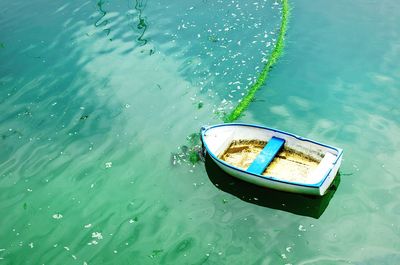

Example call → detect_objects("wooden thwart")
247 136 285 175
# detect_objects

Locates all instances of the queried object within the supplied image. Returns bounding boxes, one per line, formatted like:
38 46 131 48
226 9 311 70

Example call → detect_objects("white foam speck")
298 225 306 232
52 213 63 219
92 232 103 240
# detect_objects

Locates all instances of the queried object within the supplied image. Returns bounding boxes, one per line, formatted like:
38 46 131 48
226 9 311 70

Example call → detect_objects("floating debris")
1 129 23 140
149 249 163 259
80 115 89 120
129 217 138 224
171 133 203 166
52 213 63 219
298 225 306 232
208 34 219 43
91 232 103 240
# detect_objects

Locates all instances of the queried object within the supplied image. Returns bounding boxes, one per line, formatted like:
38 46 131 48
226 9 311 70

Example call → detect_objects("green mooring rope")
224 0 290 122
174 0 290 165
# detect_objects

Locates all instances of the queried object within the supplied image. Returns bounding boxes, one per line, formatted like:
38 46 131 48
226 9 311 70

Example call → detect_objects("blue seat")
247 137 285 175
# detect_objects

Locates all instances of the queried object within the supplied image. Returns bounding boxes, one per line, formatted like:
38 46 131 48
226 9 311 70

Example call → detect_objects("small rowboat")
201 123 343 196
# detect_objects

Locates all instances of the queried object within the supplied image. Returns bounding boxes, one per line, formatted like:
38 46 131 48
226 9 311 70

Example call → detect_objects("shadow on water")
204 154 340 219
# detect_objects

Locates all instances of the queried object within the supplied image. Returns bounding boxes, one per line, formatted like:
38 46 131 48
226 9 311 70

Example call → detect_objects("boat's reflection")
205 154 340 219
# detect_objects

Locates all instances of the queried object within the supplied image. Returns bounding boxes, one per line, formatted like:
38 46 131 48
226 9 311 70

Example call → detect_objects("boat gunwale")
201 123 343 189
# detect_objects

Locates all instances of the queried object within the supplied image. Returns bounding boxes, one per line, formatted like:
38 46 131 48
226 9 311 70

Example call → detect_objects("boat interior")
219 138 330 184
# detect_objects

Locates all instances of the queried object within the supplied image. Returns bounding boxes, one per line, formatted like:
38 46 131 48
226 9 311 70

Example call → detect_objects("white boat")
201 123 343 196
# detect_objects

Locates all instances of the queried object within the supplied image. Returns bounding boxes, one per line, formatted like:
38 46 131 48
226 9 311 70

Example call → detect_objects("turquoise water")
1 0 399 264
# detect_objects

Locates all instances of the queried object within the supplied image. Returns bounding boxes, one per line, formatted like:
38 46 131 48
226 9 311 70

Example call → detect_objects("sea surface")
1 0 399 264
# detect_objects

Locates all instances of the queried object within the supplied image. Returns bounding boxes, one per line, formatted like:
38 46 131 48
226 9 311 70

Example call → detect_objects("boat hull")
201 123 343 196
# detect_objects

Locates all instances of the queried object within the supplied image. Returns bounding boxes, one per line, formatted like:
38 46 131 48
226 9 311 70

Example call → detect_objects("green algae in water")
149 249 163 259
208 34 219 43
224 0 290 122
188 151 200 164
80 115 89 120
171 133 203 165
187 132 200 146
176 0 290 165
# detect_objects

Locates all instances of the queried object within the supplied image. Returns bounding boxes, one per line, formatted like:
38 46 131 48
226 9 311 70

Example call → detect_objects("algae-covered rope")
173 0 290 165
224 0 290 122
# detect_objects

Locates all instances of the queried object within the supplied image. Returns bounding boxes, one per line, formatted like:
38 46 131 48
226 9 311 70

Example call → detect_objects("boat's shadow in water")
205 154 340 219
